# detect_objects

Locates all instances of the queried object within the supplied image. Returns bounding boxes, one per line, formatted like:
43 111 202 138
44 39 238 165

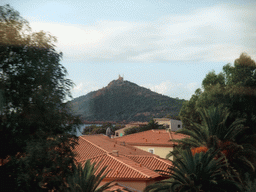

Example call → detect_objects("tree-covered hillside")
68 78 184 122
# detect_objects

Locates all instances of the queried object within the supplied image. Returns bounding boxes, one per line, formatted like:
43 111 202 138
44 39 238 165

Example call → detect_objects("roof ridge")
126 154 156 157
108 153 157 178
80 136 109 154
126 154 172 165
152 155 173 166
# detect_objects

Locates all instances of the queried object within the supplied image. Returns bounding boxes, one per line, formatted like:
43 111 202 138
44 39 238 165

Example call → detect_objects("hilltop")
68 76 185 122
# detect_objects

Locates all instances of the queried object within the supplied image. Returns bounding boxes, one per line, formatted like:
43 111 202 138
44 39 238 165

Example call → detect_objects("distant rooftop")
114 129 187 147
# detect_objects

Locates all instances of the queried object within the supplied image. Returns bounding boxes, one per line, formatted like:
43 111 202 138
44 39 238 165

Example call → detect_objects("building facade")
114 129 187 159
153 118 182 131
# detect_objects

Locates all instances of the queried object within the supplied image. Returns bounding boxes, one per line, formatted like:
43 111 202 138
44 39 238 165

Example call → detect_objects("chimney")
112 150 119 157
120 141 125 146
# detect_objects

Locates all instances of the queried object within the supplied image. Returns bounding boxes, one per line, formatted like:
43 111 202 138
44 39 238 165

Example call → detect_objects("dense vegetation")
0 5 81 191
145 54 256 192
82 122 125 135
68 78 184 122
179 53 256 178
66 160 113 192
124 119 164 135
180 53 256 137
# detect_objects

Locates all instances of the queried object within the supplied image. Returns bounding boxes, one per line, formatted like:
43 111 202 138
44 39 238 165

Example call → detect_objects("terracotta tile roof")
114 129 187 146
126 155 172 175
73 134 172 180
73 136 106 161
78 135 155 157
80 153 160 180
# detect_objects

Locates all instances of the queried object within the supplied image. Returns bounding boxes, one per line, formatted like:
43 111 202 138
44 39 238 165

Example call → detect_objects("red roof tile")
78 135 155 157
73 136 106 161
126 155 172 175
80 153 160 179
114 129 187 146
73 134 173 180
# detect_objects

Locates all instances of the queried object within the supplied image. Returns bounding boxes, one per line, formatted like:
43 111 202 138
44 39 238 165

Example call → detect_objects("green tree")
144 149 243 192
179 53 256 179
173 107 256 185
124 119 164 135
0 4 80 191
180 53 256 134
179 88 202 129
66 160 113 192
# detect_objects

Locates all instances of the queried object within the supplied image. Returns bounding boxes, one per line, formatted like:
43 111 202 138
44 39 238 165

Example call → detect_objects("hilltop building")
118 74 123 81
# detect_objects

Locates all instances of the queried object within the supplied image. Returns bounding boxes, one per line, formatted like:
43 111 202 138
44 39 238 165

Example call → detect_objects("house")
73 134 173 192
114 129 187 159
114 122 147 137
153 118 182 131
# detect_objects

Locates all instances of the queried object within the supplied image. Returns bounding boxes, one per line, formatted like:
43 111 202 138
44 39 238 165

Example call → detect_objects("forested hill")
68 77 185 122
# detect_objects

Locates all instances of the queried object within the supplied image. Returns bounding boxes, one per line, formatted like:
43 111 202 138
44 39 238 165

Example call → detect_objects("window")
178 125 181 128
165 125 170 128
115 132 119 136
148 149 154 154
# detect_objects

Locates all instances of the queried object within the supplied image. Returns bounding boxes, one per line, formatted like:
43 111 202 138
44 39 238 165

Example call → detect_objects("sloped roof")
126 155 172 175
80 153 160 179
73 134 172 180
79 135 155 156
114 129 187 146
73 135 106 161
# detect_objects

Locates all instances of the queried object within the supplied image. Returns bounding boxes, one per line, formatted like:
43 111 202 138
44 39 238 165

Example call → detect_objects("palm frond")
66 160 113 192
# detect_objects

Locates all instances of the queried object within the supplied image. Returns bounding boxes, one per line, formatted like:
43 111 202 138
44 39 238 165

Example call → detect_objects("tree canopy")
0 4 80 191
180 53 256 137
124 119 164 135
176 53 256 188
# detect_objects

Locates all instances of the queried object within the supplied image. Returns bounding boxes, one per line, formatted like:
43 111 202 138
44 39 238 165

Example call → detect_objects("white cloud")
30 4 256 63
147 81 174 94
185 82 198 92
71 81 100 98
143 81 200 100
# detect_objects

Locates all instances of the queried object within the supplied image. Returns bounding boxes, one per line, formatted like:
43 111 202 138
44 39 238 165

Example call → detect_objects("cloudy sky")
4 0 256 100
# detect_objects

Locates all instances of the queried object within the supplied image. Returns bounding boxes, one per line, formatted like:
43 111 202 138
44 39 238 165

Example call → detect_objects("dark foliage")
124 119 164 135
66 160 113 192
0 4 80 191
82 123 125 135
179 53 256 180
145 149 243 192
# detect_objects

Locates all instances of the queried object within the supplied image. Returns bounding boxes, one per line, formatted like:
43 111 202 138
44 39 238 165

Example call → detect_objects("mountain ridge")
68 77 185 122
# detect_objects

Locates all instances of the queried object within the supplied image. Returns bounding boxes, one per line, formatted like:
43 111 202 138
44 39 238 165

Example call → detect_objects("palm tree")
66 160 113 192
171 107 245 148
145 148 243 192
168 107 256 182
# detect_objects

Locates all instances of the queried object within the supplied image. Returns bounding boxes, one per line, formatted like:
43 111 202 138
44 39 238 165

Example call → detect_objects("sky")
3 0 256 100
